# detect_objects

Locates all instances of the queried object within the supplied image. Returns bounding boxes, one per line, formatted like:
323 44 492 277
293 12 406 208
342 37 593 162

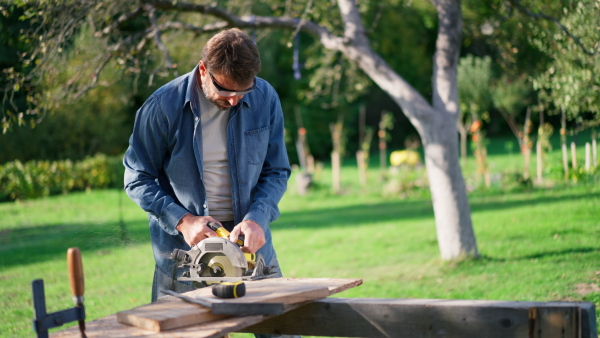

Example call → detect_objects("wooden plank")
529 306 581 338
286 277 363 295
117 278 339 332
243 298 597 338
52 278 361 337
52 313 266 338
117 300 226 332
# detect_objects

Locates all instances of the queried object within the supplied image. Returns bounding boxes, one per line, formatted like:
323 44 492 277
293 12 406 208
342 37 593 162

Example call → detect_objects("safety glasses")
208 72 256 97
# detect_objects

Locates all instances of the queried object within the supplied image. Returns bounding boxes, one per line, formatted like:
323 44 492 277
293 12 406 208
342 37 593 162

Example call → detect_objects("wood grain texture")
51 278 362 337
116 278 343 331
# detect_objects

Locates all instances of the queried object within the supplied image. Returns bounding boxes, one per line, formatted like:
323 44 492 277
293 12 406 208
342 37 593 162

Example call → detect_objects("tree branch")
508 0 597 56
431 0 462 116
289 0 313 44
96 6 144 37
146 4 178 78
498 109 523 148
141 0 345 50
73 53 113 99
337 0 368 45
160 21 229 35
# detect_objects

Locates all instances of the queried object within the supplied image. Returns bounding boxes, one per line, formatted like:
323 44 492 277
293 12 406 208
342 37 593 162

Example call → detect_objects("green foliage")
457 55 493 117
462 0 551 77
0 154 124 201
368 0 436 99
0 87 134 164
498 171 534 192
550 163 599 185
0 3 37 132
531 0 600 118
0 23 152 163
382 165 428 198
491 75 532 116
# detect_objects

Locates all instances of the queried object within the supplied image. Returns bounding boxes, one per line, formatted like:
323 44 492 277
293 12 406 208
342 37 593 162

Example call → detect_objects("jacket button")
203 204 207 208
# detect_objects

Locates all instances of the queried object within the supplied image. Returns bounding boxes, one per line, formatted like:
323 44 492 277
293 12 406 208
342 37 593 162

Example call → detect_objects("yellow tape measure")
212 281 246 298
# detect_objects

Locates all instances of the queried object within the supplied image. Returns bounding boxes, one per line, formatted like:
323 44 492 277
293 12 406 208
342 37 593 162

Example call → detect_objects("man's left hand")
229 220 265 254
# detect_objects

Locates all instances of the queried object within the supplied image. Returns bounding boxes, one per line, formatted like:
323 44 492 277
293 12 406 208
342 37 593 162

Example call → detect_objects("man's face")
198 61 254 110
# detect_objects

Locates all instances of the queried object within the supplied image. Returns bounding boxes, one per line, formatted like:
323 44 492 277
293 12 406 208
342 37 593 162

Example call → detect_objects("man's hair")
201 28 261 87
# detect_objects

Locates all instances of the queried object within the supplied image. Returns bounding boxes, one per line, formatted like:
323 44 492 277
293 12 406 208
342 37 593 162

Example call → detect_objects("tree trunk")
458 122 468 166
593 138 597 167
536 141 543 183
522 107 532 180
537 109 544 184
585 142 591 171
422 117 478 259
330 115 344 194
378 111 388 181
561 110 569 176
331 151 340 193
357 105 367 186
562 142 569 176
571 142 577 169
428 0 478 258
592 130 597 168
336 0 478 259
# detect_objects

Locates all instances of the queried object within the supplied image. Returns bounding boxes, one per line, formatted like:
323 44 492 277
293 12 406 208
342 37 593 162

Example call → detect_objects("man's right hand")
176 214 220 247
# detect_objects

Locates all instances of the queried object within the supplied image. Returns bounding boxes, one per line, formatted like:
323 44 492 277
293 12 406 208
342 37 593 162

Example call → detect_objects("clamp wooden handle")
67 247 84 303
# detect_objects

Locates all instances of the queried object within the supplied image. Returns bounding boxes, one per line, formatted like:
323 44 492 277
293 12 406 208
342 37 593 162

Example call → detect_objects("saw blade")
199 253 243 285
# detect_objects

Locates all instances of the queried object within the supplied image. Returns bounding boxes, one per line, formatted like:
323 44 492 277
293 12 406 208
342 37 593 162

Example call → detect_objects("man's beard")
201 80 231 110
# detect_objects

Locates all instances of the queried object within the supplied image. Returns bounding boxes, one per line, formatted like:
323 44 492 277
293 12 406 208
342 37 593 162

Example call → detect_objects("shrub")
0 154 124 202
498 171 534 192
382 165 428 198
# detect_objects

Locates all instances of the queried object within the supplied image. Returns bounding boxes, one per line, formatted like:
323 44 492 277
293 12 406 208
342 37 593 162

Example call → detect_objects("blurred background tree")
457 55 493 166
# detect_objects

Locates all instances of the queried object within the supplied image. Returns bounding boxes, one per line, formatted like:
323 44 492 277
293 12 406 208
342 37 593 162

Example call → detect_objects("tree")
491 75 534 179
6 0 479 260
513 0 600 114
530 0 599 135
457 55 493 165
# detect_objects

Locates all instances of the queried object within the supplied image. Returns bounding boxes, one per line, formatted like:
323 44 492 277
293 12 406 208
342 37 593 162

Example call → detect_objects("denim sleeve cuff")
159 202 189 235
243 208 271 232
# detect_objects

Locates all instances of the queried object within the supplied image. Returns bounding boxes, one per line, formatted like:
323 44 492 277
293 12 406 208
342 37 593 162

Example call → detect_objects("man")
123 28 291 302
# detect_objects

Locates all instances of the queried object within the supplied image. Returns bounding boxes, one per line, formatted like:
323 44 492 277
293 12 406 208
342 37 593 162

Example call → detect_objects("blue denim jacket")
123 65 291 277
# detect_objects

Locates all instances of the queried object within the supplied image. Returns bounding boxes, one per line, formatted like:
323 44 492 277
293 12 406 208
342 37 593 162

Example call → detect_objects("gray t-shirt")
197 86 234 221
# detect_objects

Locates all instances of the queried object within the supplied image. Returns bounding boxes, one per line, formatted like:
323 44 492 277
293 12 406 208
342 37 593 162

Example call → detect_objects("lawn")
1 140 599 337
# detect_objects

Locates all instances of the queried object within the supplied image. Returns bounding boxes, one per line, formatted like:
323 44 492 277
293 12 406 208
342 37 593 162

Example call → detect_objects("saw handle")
67 247 85 304
207 222 244 246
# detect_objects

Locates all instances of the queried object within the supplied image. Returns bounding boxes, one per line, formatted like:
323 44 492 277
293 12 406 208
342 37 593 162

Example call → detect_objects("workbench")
51 277 597 338
51 278 361 337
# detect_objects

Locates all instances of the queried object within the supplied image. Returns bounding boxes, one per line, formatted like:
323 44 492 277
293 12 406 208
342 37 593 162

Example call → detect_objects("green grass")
1 140 599 337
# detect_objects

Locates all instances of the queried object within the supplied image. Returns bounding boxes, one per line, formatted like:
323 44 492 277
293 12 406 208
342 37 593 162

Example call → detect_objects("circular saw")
171 226 278 287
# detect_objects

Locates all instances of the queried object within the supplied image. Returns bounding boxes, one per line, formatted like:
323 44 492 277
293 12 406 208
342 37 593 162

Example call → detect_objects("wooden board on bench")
51 278 362 337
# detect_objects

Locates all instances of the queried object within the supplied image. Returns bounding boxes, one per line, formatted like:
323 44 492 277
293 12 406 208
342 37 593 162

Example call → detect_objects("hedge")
0 154 124 202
